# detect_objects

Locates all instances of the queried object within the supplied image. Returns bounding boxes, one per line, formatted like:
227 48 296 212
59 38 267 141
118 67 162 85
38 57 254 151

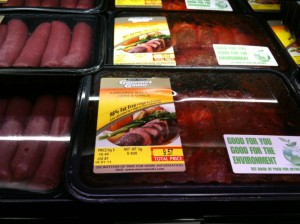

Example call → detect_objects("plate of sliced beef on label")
115 30 173 53
96 104 181 147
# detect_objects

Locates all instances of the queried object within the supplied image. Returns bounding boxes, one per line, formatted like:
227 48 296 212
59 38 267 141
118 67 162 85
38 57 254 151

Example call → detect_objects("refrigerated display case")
1 0 300 223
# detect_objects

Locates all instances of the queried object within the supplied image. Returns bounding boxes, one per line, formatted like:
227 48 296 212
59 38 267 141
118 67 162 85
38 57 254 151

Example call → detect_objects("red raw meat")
2 0 25 6
14 22 51 67
30 96 75 190
196 24 219 49
170 22 199 49
0 24 8 48
25 0 42 6
59 22 92 68
11 95 56 181
213 26 234 44
174 48 217 66
41 0 60 7
187 148 233 184
76 0 94 9
0 19 28 67
0 97 32 181
162 0 186 10
60 0 78 8
175 91 217 147
41 21 71 67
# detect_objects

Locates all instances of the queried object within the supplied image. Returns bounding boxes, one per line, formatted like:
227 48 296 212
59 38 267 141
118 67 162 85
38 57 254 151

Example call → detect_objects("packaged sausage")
0 13 105 75
0 75 81 200
65 68 300 203
107 11 297 75
0 0 106 14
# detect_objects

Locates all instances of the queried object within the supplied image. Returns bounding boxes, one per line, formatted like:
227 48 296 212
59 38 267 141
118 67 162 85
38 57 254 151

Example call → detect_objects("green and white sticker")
185 0 232 11
224 134 300 174
213 44 278 66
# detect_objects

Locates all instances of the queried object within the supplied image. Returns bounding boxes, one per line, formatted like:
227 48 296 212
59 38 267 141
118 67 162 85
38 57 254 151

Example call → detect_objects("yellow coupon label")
115 0 162 7
113 17 176 66
0 0 8 3
269 21 300 66
94 77 184 174
248 1 280 11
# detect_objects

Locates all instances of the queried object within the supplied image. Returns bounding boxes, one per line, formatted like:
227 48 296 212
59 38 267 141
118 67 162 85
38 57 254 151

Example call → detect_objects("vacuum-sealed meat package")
66 68 300 203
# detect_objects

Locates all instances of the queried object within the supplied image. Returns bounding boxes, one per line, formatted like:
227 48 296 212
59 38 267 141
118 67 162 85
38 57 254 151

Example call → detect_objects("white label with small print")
185 0 232 11
224 134 300 174
213 44 278 66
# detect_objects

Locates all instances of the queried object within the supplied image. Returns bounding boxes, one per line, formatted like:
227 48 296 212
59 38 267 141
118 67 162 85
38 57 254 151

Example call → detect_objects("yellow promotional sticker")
115 0 162 8
269 21 300 65
94 77 185 174
248 0 280 11
113 17 176 66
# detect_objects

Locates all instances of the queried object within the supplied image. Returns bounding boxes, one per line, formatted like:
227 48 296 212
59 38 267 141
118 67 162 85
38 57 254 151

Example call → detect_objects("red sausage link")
41 0 60 7
0 24 8 48
31 96 75 190
0 19 28 67
60 0 78 8
11 95 56 181
25 0 42 7
14 22 51 67
60 22 92 68
76 0 95 9
0 97 32 181
2 0 25 6
41 21 71 67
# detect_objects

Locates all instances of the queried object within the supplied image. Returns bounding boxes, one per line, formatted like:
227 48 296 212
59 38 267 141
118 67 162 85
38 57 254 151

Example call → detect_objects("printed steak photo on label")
98 106 179 146
118 32 172 53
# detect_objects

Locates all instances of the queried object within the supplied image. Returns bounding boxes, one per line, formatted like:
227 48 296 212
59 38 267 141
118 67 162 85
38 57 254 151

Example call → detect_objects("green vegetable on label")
118 34 171 51
98 110 176 140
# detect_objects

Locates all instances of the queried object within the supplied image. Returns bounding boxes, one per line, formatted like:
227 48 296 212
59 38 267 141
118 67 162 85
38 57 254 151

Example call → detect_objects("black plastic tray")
66 67 300 203
106 11 296 76
0 13 106 76
0 0 106 14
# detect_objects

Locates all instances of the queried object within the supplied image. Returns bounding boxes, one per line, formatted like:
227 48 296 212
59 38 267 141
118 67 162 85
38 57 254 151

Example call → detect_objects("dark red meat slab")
0 97 32 181
0 19 28 67
14 22 51 67
59 22 92 68
41 21 71 67
186 148 233 184
11 95 56 181
31 96 74 190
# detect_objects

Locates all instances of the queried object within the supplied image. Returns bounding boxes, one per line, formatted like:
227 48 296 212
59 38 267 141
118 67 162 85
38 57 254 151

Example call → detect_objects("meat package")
0 0 105 13
66 68 300 203
109 12 295 74
109 0 245 12
0 75 80 198
0 14 105 75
